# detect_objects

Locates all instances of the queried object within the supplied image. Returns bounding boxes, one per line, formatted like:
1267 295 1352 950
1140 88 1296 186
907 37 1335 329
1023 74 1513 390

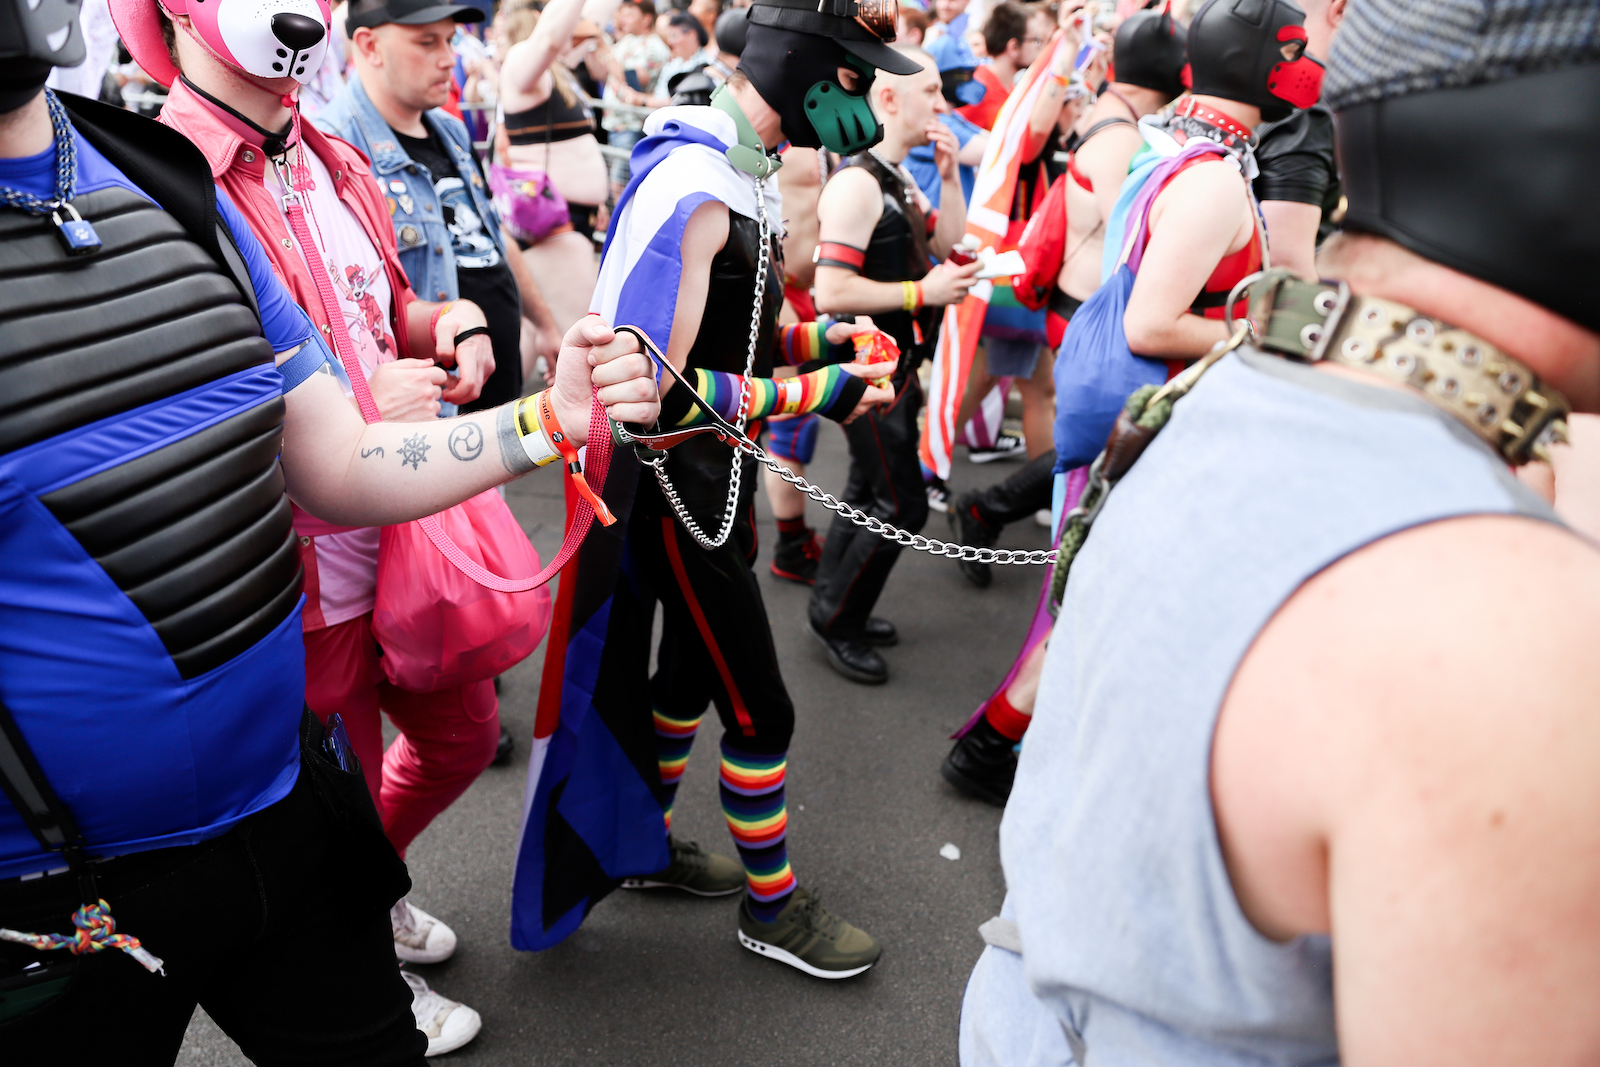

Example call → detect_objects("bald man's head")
868 45 943 146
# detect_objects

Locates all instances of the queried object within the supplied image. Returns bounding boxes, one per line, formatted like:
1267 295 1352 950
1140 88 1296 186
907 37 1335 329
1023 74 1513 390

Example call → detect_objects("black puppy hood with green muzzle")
741 0 923 155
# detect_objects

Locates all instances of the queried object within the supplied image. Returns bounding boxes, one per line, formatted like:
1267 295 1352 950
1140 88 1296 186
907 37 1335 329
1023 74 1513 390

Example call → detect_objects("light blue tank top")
965 349 1556 1066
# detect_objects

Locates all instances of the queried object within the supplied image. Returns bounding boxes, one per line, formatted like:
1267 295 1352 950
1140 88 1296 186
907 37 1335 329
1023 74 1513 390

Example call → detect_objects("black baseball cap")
748 0 923 77
346 0 485 30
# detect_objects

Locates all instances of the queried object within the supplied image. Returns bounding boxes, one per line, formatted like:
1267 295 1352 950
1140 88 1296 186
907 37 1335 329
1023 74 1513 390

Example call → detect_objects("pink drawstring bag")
372 491 551 692
274 114 596 695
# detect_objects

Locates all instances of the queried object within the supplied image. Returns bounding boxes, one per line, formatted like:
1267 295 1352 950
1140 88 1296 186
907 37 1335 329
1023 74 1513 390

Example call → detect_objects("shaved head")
869 45 934 113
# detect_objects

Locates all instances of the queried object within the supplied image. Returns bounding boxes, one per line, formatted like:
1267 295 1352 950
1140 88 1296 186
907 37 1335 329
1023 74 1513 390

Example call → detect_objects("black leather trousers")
807 376 928 639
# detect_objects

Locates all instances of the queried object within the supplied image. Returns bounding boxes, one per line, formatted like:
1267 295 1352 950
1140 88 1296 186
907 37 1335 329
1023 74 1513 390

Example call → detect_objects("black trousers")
808 375 929 639
971 451 1055 528
622 452 796 758
0 721 424 1067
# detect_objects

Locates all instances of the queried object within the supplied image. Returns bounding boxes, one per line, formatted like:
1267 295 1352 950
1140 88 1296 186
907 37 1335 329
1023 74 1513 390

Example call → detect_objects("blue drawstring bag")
1051 138 1235 475
1051 263 1166 473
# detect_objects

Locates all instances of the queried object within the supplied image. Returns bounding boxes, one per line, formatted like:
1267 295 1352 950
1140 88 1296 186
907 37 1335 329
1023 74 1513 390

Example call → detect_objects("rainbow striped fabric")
653 707 702 830
671 364 856 427
778 322 827 366
919 29 1073 482
720 744 795 919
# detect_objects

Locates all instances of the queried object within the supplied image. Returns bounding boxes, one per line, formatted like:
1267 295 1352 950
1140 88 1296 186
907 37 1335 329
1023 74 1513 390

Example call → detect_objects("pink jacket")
160 80 420 630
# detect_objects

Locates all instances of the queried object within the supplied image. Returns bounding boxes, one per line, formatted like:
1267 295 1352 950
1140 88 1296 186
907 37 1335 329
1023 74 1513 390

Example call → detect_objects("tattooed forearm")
448 421 485 462
361 446 385 459
497 403 537 475
397 433 431 470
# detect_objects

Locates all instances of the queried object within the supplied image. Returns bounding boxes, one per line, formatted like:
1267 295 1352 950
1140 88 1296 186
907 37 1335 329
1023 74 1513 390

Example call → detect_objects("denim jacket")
314 77 505 305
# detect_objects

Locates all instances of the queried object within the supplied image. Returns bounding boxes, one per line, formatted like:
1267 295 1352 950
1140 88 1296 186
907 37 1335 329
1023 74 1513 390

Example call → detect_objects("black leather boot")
493 724 515 766
807 619 888 684
863 617 898 646
949 493 1000 589
770 527 823 585
940 717 1018 806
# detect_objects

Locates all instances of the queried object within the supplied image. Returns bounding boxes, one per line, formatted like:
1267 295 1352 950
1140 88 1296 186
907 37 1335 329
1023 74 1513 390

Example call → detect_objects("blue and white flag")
591 105 781 360
510 106 781 952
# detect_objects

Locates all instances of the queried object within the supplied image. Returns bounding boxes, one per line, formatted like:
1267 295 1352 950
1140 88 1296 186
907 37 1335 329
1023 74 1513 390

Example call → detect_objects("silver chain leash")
620 175 1053 566
746 436 1058 565
643 175 770 550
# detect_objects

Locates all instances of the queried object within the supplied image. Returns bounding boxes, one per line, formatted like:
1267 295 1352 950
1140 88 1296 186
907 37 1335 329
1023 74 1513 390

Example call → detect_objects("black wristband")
820 373 870 423
453 325 492 347
658 367 700 427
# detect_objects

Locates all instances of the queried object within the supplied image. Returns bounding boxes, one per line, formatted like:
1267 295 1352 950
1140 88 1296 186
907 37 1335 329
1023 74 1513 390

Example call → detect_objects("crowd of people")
2 0 1598 1063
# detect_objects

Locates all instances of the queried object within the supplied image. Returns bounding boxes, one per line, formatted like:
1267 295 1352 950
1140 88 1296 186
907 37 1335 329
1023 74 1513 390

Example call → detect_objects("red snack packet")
852 329 900 384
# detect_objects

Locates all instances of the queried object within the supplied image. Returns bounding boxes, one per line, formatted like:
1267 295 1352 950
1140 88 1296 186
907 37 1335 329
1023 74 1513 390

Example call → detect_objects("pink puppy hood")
110 0 332 88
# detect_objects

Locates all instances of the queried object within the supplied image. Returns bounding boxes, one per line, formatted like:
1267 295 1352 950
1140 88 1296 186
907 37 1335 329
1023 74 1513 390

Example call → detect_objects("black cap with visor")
346 0 484 30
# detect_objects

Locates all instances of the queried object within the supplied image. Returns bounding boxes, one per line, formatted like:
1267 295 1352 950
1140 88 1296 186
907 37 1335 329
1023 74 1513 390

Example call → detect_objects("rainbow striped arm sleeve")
660 365 868 428
777 322 826 366
776 320 860 368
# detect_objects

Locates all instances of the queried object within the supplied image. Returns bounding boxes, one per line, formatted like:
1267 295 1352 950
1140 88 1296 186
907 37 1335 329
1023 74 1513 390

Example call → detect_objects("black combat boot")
940 717 1018 806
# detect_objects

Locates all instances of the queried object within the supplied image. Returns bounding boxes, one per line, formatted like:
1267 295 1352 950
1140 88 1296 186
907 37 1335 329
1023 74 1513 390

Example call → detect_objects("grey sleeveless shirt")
963 349 1556 1067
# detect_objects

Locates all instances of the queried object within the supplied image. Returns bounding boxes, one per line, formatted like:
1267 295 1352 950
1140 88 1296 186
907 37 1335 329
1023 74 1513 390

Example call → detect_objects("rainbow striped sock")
653 707 703 831
719 742 795 923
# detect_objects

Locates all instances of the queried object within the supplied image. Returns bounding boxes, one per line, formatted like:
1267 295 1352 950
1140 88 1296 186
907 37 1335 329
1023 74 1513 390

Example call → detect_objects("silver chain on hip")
644 175 770 550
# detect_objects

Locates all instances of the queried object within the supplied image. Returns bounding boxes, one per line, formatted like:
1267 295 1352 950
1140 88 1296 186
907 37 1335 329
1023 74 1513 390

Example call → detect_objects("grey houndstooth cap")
1324 0 1600 111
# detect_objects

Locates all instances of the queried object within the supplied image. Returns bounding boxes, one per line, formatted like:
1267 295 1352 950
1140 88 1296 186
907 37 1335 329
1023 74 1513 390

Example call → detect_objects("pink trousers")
303 612 499 857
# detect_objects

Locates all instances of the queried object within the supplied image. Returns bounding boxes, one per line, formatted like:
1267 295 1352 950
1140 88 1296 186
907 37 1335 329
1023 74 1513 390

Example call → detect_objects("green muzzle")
804 57 882 155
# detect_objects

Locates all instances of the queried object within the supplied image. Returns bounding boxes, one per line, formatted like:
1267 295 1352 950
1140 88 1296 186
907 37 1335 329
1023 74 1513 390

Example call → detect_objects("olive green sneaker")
619 836 747 896
737 887 881 979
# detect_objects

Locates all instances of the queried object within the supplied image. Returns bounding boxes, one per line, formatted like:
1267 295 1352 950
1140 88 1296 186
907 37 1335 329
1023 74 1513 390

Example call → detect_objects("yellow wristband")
512 390 562 468
902 280 919 312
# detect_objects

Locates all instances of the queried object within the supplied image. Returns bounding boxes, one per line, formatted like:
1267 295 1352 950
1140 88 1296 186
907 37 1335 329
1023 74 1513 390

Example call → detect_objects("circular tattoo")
449 422 485 462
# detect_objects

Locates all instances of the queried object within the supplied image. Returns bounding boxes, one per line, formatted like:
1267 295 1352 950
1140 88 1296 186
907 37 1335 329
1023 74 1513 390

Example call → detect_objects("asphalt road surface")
178 422 1051 1067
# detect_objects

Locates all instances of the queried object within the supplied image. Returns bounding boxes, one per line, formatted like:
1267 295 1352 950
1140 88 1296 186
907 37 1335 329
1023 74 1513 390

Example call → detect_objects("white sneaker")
392 899 458 964
1034 508 1053 528
403 969 482 1057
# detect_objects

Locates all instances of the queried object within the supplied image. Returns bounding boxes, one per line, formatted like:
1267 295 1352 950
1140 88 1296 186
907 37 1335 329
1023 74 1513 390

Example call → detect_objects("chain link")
0 91 77 215
748 436 1056 565
635 173 1053 566
645 174 770 550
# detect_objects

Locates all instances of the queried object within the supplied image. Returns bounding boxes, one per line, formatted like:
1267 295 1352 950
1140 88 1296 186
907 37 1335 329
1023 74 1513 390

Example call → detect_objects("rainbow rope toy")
0 899 164 974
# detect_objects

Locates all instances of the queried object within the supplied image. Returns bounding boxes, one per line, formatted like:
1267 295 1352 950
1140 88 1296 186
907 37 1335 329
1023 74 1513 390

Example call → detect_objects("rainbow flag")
919 30 1072 482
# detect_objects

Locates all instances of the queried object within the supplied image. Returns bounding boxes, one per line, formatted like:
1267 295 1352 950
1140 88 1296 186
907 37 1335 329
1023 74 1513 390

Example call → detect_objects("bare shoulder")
1149 156 1247 223
681 198 730 260
817 165 884 236
819 164 881 207
1216 514 1600 935
1220 514 1600 1061
1076 122 1144 172
1248 513 1600 700
1227 513 1600 783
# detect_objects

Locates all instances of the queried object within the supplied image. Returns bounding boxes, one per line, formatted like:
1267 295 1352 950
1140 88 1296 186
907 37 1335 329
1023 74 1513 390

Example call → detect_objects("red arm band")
812 241 866 273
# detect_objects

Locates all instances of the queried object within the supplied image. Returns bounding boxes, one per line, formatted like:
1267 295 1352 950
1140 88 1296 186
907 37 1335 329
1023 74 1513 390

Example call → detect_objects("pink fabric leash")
277 109 607 593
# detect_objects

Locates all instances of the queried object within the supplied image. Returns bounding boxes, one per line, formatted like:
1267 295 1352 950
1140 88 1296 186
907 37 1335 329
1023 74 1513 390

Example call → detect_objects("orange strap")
538 389 617 526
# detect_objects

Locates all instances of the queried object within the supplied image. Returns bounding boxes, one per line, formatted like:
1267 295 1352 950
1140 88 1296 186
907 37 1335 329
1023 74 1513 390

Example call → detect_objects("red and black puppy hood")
1185 0 1322 123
